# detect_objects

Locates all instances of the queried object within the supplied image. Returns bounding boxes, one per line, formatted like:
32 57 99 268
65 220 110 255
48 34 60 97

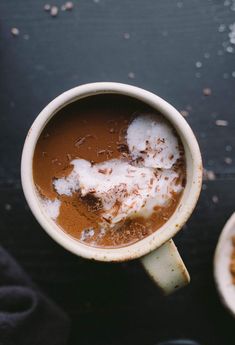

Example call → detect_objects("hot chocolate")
33 94 186 248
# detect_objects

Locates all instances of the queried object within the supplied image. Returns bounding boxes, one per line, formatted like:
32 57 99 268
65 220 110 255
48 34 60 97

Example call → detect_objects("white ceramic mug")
21 82 202 295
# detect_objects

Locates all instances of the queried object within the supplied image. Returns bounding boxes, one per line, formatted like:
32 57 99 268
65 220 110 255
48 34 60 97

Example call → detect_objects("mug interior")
21 82 202 262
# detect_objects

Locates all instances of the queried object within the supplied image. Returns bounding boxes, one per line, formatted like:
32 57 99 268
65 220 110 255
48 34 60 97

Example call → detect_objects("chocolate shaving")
102 216 111 224
117 143 129 154
75 137 86 147
97 149 113 158
118 127 127 142
97 149 106 155
98 168 113 175
75 134 94 148
67 153 72 161
98 169 107 174
106 150 113 158
181 177 186 187
157 138 165 144
81 193 103 212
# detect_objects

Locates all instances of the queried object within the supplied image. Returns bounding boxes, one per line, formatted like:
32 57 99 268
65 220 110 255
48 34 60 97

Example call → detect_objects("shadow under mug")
21 82 202 295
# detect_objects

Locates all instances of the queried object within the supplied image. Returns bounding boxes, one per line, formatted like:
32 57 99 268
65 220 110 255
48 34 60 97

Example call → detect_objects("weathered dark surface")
0 1 235 344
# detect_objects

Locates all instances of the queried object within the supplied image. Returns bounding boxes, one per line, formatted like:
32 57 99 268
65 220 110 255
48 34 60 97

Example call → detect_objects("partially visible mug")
21 82 202 295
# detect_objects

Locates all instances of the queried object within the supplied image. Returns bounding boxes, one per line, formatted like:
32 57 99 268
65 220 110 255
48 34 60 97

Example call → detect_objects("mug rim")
21 82 202 262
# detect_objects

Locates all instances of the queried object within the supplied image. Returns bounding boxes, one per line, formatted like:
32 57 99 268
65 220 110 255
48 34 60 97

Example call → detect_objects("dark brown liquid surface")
33 94 185 248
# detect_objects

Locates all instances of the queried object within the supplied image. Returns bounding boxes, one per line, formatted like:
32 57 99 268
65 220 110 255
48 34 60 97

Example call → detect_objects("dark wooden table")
1 1 235 344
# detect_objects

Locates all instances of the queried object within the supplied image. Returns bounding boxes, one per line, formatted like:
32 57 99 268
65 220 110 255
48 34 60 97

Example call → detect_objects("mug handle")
140 239 190 295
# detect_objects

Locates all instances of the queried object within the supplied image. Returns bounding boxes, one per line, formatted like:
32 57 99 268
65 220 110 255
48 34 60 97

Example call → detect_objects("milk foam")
40 197 61 220
54 158 181 226
127 114 180 169
52 114 183 227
